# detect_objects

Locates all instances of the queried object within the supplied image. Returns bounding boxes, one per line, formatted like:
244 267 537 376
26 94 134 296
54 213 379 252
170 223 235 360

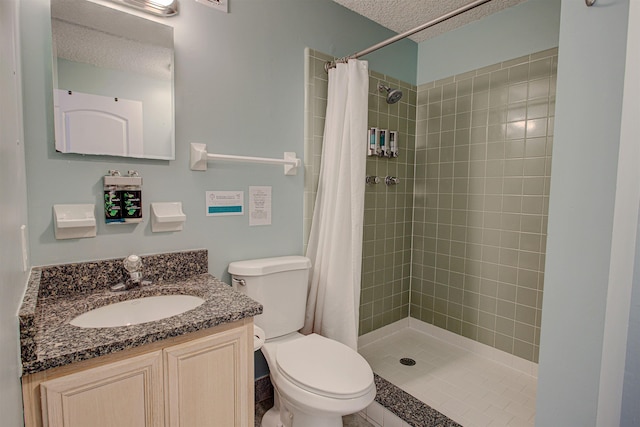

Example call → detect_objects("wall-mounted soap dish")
53 204 97 240
151 202 186 232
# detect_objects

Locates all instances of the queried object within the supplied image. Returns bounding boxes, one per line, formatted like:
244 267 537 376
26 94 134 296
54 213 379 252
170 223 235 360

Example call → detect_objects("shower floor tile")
359 328 536 427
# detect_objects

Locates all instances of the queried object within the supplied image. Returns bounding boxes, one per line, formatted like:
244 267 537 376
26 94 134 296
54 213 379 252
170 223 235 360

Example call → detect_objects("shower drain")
399 357 416 366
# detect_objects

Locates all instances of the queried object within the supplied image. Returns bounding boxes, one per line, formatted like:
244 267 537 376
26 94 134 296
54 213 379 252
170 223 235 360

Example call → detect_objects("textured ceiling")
51 0 173 81
332 0 527 43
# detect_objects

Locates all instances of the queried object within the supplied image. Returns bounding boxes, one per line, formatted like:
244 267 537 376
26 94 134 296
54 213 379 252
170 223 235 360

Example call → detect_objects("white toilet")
228 256 375 427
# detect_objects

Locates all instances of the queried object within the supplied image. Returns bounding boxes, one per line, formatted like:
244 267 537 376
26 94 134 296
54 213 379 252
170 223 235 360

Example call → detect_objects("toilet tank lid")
228 256 311 276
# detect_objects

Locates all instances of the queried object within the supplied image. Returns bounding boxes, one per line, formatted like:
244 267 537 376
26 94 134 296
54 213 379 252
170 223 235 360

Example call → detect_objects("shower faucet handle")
385 176 400 186
366 176 380 185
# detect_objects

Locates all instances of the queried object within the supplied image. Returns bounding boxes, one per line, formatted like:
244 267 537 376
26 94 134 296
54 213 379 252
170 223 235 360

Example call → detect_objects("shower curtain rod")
325 0 493 71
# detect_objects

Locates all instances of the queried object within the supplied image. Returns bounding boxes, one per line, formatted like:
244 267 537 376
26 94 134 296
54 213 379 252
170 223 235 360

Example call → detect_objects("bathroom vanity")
18 250 262 427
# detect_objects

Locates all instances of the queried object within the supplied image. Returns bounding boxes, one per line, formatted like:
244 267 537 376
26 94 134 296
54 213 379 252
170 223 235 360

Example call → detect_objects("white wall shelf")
53 204 96 240
151 202 186 232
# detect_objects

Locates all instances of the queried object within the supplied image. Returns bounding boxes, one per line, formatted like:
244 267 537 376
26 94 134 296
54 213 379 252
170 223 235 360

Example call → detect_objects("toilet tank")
228 256 311 339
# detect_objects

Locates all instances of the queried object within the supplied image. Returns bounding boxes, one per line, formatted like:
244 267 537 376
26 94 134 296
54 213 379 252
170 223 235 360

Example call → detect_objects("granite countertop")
18 250 263 375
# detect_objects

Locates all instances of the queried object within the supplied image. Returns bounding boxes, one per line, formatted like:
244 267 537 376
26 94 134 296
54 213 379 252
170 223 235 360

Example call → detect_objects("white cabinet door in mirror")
54 90 144 157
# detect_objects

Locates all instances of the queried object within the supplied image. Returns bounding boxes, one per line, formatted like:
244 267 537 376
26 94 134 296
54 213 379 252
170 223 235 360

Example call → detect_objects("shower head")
378 84 403 104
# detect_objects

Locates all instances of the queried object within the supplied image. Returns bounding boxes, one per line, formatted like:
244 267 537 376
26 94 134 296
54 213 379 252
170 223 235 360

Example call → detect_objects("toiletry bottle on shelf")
381 129 390 157
368 128 378 156
390 131 399 158
104 170 123 223
122 170 142 222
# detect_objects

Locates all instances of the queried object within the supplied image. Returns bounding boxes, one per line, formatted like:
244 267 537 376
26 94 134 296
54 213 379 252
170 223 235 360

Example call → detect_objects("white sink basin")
70 295 205 328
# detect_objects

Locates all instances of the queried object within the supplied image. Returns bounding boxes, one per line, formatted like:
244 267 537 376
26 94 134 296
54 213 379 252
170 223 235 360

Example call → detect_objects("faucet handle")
365 176 380 185
385 176 400 185
124 254 143 283
124 254 142 271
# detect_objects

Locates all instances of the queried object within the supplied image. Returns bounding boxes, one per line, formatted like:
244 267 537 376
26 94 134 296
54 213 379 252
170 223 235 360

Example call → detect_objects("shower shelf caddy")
189 143 301 175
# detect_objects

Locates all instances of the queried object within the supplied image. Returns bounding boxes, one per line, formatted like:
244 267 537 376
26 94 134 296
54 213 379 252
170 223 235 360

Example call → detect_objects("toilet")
228 256 375 427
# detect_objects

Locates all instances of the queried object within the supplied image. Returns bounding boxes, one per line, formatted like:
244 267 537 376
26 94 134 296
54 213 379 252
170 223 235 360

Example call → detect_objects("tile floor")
358 328 537 427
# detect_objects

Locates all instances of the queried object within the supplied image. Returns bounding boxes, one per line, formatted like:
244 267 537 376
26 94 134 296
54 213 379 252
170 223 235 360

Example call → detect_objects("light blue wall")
536 0 630 425
0 1 30 425
21 0 417 281
416 0 560 85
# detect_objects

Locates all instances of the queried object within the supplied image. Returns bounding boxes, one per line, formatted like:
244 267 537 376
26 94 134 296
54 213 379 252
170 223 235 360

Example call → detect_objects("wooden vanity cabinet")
39 351 164 427
22 318 254 427
164 325 252 426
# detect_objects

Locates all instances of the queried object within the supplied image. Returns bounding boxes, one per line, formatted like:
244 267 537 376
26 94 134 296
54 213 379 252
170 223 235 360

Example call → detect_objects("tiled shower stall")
412 48 557 363
304 47 556 363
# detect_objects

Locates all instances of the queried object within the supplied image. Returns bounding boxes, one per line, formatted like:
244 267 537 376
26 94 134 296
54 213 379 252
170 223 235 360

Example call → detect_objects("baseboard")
408 317 538 378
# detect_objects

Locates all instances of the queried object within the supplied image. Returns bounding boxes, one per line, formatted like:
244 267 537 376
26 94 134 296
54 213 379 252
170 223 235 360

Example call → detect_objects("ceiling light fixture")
108 0 178 17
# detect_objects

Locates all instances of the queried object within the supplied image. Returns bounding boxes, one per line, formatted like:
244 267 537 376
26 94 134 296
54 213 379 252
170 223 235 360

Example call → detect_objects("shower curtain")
302 59 368 350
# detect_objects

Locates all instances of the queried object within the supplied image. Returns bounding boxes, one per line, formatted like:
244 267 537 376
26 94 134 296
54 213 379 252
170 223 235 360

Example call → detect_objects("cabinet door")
39 351 164 427
164 325 252 427
54 89 144 157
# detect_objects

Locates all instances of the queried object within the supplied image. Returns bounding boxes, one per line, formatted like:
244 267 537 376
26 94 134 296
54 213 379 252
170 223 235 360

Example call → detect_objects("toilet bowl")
228 256 376 427
260 332 375 427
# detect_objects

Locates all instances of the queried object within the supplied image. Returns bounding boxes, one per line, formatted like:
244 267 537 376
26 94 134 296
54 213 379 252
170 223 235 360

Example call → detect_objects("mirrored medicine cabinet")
50 0 175 160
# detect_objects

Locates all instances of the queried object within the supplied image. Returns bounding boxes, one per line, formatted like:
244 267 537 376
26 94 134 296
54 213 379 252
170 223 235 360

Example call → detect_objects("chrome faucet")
111 255 147 291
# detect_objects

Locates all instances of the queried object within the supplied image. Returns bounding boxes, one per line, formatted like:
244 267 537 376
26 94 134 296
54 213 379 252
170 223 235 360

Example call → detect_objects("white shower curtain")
302 59 368 350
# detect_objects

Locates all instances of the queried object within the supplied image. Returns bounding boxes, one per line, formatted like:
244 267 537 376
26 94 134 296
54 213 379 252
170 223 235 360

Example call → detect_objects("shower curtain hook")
324 55 355 73
585 0 595 6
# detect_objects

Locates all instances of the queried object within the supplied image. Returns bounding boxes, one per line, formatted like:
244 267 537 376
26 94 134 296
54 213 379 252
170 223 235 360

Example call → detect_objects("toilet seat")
275 333 373 399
